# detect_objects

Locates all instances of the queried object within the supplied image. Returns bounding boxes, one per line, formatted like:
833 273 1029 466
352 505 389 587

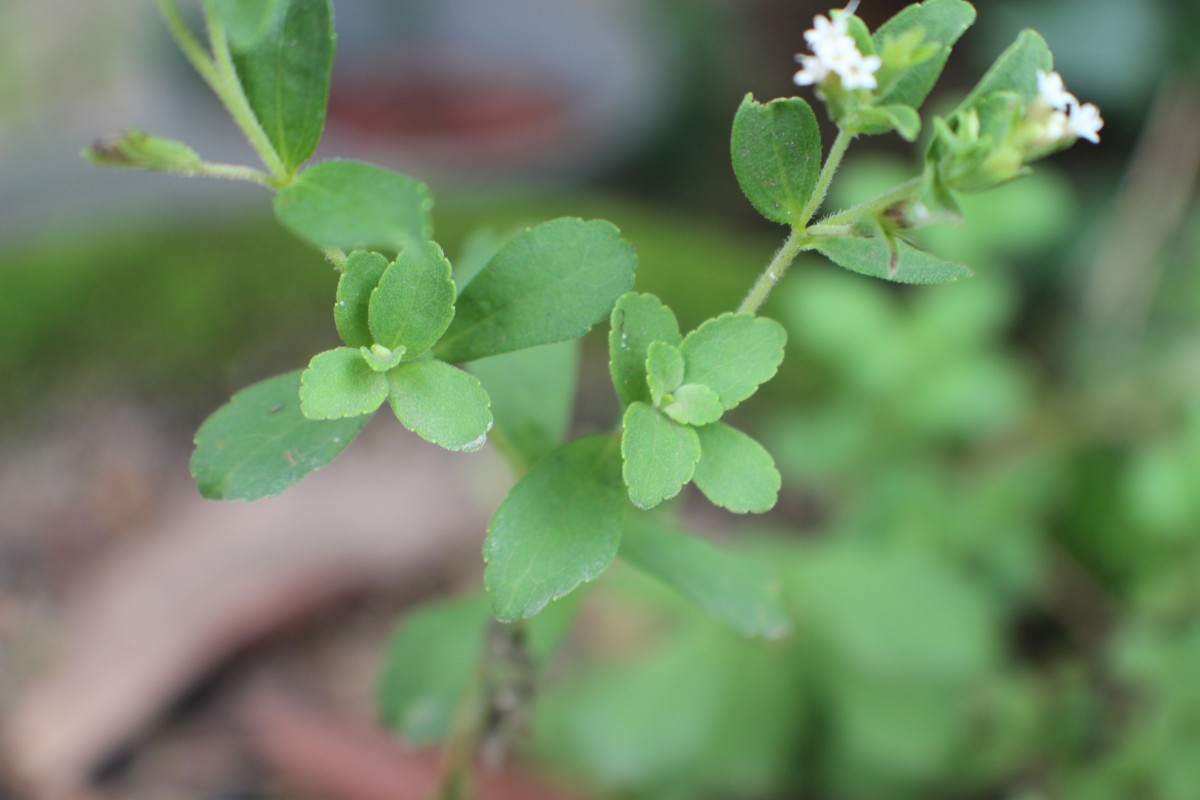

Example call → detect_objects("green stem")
737 228 812 315
737 126 854 315
820 174 924 227
192 161 276 187
155 0 291 186
798 127 854 228
204 12 291 184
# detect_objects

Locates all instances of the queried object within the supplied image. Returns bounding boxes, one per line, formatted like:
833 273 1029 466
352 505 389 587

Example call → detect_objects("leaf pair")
609 293 785 513
300 244 493 453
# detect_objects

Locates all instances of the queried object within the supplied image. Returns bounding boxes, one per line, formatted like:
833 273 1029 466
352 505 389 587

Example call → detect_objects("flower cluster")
793 4 881 92
1034 69 1103 144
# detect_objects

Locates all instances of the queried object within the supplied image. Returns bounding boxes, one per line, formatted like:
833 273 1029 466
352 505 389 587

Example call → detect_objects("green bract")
611 295 786 512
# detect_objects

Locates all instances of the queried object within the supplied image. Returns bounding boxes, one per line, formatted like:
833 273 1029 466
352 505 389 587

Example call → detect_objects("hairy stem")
820 174 924 227
737 126 854 315
192 161 277 187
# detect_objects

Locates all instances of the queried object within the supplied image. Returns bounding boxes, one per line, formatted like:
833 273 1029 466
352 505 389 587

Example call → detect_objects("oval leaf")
299 347 388 419
368 240 456 355
679 313 787 411
814 235 973 285
608 292 682 408
959 29 1053 112
232 0 334 172
621 402 701 510
387 359 492 452
485 435 626 621
435 218 637 364
692 423 781 514
274 160 433 253
731 94 821 226
205 0 287 51
191 371 371 500
620 518 790 638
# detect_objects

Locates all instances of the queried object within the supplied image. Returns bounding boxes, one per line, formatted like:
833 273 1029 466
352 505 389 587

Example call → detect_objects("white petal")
1068 102 1103 143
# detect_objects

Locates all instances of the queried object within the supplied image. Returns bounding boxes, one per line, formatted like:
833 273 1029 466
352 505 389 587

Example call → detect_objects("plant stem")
737 126 853 315
155 0 291 186
820 174 924 227
737 228 811 315
192 161 277 187
204 13 291 184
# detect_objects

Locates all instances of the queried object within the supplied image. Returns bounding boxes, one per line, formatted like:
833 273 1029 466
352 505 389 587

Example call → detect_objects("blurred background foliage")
1 0 1199 798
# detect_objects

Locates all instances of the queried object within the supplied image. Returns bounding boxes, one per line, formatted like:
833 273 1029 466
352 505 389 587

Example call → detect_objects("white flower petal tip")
1068 102 1104 144
1036 69 1076 111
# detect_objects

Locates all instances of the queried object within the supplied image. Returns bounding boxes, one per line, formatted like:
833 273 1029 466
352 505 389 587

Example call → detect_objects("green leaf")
662 383 724 427
620 518 790 638
645 341 684 406
300 347 388 419
608 292 682 408
368 240 455 355
377 592 488 744
334 250 389 348
232 0 334 172
485 435 625 621
191 371 370 500
435 218 636 364
679 313 787 411
852 104 922 142
959 30 1053 111
469 340 579 470
814 234 973 284
204 0 287 50
731 94 822 226
873 0 977 109
692 423 781 514
274 160 433 253
621 402 701 510
387 360 492 452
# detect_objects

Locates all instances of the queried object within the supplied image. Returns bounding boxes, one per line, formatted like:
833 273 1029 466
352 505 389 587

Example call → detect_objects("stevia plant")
87 0 1101 795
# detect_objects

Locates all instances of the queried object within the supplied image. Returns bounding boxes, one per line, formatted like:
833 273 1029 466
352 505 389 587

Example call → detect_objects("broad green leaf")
300 347 388 419
692 423 781 514
387 360 492 452
469 340 579 470
873 0 977 108
609 292 682 408
814 234 973 284
852 104 922 142
731 94 821 226
679 313 787 411
233 0 334 171
621 518 790 638
334 250 389 348
191 371 370 500
959 30 1053 111
435 218 636 364
485 435 625 621
274 160 433 253
368 240 455 355
205 0 287 50
646 341 684 406
662 383 724 427
621 402 701 510
377 592 488 744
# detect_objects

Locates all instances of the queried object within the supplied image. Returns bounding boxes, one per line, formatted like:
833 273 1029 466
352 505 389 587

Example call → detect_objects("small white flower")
838 54 882 91
1067 101 1103 143
793 54 829 86
1036 69 1076 111
804 13 848 54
